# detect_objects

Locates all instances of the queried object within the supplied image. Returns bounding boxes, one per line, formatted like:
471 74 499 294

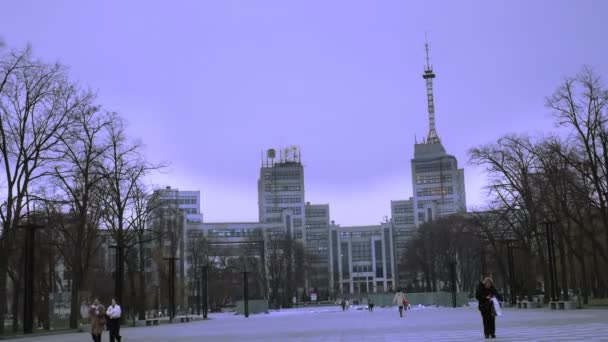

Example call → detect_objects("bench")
550 301 576 310
179 317 191 323
517 301 530 309
145 319 160 326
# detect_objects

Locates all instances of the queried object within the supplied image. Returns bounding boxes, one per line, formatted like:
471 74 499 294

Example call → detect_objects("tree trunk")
0 248 8 335
138 238 146 320
557 231 569 300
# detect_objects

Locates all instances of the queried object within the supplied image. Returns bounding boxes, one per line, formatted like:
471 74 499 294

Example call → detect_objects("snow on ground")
15 305 608 341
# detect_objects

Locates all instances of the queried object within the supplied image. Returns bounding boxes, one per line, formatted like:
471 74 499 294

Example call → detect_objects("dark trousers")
481 310 495 336
91 333 101 342
109 318 121 342
398 306 403 317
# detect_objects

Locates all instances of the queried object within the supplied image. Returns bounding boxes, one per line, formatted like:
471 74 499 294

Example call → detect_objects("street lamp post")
243 271 249 318
505 240 517 305
450 256 457 308
163 257 179 322
21 222 45 334
152 285 160 317
108 244 124 305
544 222 559 302
201 265 208 319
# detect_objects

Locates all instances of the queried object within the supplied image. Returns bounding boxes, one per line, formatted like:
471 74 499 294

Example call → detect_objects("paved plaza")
16 305 608 341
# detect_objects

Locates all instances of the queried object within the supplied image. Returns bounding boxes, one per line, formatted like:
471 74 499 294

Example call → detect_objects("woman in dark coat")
475 277 503 339
89 299 106 342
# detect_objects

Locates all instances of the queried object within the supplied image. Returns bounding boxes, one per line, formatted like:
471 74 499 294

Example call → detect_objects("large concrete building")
329 222 397 295
141 43 467 305
390 42 467 289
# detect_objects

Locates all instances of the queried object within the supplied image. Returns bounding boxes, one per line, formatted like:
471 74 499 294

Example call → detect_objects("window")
393 216 414 225
375 240 383 278
305 209 327 218
264 171 301 180
418 212 425 222
306 222 327 230
351 242 372 262
415 174 452 185
341 242 350 279
414 161 453 173
264 183 302 192
264 196 302 204
293 218 302 227
416 186 453 197
393 205 413 214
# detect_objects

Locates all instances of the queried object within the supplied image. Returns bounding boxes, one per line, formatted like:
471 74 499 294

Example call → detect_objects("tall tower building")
258 146 306 240
411 41 466 226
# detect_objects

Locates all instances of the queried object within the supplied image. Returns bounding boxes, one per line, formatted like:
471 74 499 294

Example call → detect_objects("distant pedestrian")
106 298 122 342
368 300 374 312
89 299 106 342
393 289 407 317
475 277 503 339
341 299 346 311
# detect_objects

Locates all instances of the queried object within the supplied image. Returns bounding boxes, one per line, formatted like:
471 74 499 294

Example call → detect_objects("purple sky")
2 1 607 225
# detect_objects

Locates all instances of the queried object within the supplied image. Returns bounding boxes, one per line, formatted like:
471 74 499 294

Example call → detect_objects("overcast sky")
2 0 607 225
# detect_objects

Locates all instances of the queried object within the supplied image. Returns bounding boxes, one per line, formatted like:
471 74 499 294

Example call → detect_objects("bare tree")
50 103 110 328
0 48 85 334
96 117 161 310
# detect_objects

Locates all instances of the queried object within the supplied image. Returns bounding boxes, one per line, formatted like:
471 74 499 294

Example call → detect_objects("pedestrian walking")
368 299 374 312
393 289 407 317
475 277 503 339
106 298 122 342
340 299 346 311
89 299 106 342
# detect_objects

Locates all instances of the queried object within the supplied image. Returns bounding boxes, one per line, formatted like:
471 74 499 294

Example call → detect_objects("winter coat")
106 304 122 320
475 283 503 312
393 292 407 306
89 304 106 335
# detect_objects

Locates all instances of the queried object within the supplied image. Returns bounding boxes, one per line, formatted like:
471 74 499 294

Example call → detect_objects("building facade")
329 223 397 297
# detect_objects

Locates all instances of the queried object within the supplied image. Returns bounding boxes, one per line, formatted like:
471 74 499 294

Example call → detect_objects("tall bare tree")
50 103 110 328
0 48 85 334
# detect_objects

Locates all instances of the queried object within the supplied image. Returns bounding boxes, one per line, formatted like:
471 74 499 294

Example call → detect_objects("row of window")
416 186 454 197
339 231 381 238
415 161 453 173
207 229 261 237
264 196 302 204
305 210 327 218
393 216 415 225
178 197 197 205
265 207 302 215
265 217 283 223
353 265 373 273
180 208 198 214
306 232 328 240
415 174 452 185
393 205 413 214
306 222 327 230
263 171 301 180
264 184 302 192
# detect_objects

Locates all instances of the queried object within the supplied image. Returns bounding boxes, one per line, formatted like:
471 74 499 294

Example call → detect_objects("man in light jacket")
393 289 407 317
106 299 122 342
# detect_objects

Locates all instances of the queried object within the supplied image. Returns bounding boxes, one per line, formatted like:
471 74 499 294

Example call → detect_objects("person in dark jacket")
475 277 503 339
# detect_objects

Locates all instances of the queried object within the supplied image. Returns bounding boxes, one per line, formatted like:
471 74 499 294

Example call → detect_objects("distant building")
391 41 467 288
258 147 306 242
329 222 396 296
304 203 331 298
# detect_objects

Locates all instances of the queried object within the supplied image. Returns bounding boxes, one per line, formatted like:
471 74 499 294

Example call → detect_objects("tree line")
400 67 608 304
0 46 166 333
